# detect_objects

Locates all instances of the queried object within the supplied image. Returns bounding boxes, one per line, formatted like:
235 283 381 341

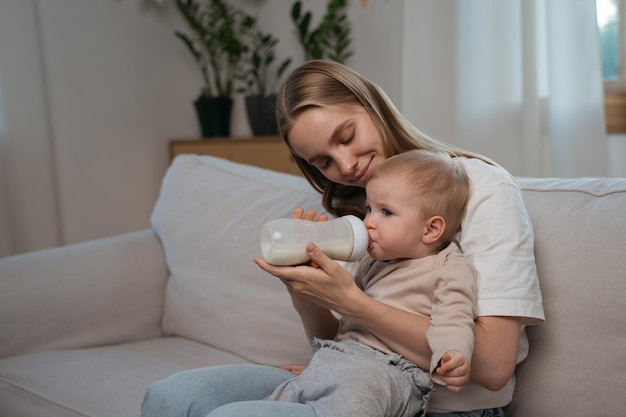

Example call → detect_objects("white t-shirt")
427 157 545 413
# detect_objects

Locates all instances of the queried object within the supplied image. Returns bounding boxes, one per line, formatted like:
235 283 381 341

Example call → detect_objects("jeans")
426 409 504 417
141 364 315 417
140 364 503 417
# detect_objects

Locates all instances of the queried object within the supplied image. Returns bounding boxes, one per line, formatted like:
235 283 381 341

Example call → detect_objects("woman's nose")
336 152 357 176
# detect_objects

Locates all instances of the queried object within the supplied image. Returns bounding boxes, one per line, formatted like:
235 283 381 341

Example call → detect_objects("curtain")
0 1 62 257
402 0 609 177
0 109 12 256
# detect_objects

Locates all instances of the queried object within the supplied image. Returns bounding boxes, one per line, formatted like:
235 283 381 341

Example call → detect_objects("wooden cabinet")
169 136 302 176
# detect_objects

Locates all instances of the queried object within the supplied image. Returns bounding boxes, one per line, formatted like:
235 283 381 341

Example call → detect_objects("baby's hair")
369 149 471 245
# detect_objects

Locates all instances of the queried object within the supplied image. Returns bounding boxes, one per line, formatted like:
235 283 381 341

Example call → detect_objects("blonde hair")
369 149 471 246
275 59 497 218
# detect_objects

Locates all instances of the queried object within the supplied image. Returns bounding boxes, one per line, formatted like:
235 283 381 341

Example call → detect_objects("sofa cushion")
151 155 325 366
0 337 244 417
0 230 166 359
508 177 626 417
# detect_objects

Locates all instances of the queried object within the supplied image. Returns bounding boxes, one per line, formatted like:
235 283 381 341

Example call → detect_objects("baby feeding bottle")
260 215 368 266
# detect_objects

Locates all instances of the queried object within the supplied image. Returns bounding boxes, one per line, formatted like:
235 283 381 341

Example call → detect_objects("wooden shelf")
169 136 302 176
605 92 626 133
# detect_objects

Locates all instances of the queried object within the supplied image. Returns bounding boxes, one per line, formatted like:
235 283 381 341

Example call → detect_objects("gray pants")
264 339 434 417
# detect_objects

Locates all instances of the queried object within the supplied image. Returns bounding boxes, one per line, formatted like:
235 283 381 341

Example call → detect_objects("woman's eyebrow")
330 119 352 142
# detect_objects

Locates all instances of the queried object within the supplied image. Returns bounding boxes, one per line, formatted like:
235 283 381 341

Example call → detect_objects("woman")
141 60 544 417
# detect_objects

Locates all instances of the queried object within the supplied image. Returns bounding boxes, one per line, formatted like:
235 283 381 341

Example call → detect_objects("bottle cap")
343 215 368 261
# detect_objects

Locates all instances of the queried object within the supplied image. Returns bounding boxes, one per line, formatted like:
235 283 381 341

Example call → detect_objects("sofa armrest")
0 229 168 359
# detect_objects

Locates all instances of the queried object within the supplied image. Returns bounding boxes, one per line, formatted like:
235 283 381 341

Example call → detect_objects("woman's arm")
470 316 521 390
255 244 523 389
452 160 544 390
255 243 434 369
290 288 340 343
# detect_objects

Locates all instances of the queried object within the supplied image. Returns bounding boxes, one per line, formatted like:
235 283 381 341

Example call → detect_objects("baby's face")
363 175 428 261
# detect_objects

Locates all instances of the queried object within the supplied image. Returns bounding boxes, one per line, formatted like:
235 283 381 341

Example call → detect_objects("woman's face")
287 105 386 187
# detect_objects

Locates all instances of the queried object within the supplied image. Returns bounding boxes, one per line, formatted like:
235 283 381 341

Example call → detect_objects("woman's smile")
354 155 375 185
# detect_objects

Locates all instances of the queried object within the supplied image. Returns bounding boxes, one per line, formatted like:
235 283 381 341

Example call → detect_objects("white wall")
609 135 626 177
35 1 199 245
401 1 457 144
0 0 404 254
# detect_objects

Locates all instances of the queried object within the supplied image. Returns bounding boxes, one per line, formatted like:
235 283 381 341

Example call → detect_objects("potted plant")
241 20 292 136
290 0 353 64
174 0 254 137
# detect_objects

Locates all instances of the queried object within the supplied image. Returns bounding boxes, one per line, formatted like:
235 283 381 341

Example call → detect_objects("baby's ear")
423 215 445 244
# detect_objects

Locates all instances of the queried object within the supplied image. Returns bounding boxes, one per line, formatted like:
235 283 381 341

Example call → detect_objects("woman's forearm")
296 304 340 344
470 316 521 390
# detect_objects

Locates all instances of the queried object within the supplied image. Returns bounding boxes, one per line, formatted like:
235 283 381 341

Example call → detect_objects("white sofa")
1 154 625 417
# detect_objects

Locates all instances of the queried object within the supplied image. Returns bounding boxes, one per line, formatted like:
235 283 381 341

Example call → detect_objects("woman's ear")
423 215 445 244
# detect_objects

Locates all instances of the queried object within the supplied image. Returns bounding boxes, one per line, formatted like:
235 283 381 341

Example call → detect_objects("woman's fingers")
292 207 305 219
253 257 295 279
292 207 328 222
306 243 337 272
280 363 309 376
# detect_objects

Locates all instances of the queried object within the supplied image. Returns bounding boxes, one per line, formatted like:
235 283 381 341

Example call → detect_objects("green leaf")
277 58 292 78
291 1 302 21
299 12 312 39
175 32 201 63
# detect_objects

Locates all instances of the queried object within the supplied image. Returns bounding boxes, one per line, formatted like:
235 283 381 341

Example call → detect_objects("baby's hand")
435 350 471 392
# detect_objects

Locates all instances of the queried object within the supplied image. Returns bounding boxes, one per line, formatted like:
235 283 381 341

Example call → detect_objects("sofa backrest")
508 177 626 417
151 155 324 366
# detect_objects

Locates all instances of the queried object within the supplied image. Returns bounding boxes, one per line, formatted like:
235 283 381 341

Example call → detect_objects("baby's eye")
382 208 392 217
365 205 372 213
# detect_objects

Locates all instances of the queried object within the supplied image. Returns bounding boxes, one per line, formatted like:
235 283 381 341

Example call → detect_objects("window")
596 0 626 133
597 0 626 91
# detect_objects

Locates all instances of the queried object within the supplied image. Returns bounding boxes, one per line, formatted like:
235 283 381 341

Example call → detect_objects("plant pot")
245 94 279 136
194 96 233 138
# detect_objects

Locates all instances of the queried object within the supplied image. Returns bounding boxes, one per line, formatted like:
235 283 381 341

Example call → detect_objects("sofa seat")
0 337 252 416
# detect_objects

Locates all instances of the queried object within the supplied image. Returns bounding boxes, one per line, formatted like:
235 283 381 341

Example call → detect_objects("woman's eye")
342 131 355 145
317 158 331 170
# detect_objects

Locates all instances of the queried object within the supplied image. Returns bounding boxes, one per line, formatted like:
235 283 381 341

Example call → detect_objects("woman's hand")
254 242 358 343
262 207 330 307
255 243 359 313
255 242 434 369
280 363 308 376
271 207 329 310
